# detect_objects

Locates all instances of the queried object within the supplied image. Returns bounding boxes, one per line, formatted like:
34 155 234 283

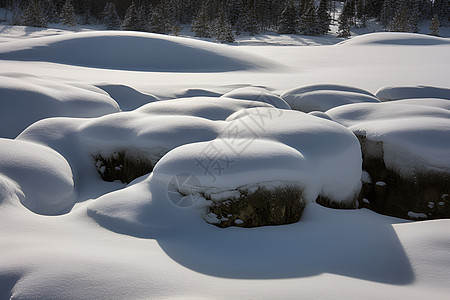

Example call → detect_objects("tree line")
0 0 448 41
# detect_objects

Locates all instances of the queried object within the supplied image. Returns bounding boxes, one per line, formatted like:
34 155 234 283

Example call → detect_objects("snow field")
0 28 449 299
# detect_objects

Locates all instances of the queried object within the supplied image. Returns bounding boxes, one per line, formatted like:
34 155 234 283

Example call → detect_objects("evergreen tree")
429 13 440 36
355 0 367 27
317 0 331 34
191 4 211 38
409 0 420 33
390 3 410 32
277 0 298 34
214 9 234 43
150 4 172 34
122 2 139 31
240 1 259 35
299 0 320 35
21 0 47 27
337 6 351 37
380 0 395 29
102 2 121 30
432 0 449 26
60 0 76 26
44 0 59 23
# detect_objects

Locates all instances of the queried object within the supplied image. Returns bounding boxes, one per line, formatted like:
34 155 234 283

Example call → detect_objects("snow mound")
281 84 378 112
0 138 75 215
153 107 361 207
281 84 375 98
0 74 119 138
221 87 291 109
95 84 159 111
135 96 274 120
375 85 450 101
327 102 450 174
154 139 307 191
340 32 450 46
78 112 220 165
0 31 277 72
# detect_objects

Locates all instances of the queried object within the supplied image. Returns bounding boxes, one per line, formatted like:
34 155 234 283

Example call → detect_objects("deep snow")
0 27 450 299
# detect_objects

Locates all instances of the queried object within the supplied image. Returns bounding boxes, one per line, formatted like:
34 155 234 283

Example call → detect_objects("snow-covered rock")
376 86 450 101
0 75 119 138
0 138 75 215
281 84 379 112
153 107 362 226
135 96 274 120
221 86 291 109
327 101 450 219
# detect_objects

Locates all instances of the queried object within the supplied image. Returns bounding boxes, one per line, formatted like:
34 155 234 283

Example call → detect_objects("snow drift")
0 31 278 72
0 138 75 215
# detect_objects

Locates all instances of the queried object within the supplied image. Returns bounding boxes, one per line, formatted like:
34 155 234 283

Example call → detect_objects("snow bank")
0 31 277 72
340 32 450 46
0 138 75 214
0 74 119 138
221 86 291 109
281 84 378 112
375 86 450 101
327 102 450 175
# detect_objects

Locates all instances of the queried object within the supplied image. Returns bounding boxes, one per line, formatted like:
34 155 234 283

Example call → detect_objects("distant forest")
1 0 448 41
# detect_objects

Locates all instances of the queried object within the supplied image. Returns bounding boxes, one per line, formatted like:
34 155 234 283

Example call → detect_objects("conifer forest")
0 1 449 41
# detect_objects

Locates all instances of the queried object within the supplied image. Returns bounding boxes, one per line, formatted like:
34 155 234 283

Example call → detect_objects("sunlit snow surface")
1 28 450 299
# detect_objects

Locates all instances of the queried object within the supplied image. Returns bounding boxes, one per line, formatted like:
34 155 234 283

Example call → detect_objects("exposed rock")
316 195 357 209
357 135 450 220
204 186 306 228
94 150 153 183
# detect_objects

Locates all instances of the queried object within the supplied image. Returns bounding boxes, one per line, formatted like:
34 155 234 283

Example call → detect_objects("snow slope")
0 31 279 72
1 28 450 299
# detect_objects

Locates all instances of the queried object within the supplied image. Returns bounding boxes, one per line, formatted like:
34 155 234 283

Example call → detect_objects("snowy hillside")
0 27 450 299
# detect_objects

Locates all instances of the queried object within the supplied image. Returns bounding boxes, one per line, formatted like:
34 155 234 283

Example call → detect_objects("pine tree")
277 0 298 34
355 0 367 27
44 0 59 24
240 1 259 35
21 0 47 28
337 7 351 37
317 0 331 34
60 0 76 27
299 0 320 35
215 9 234 43
191 4 211 38
150 4 173 34
122 2 140 31
380 0 395 29
409 0 420 33
103 2 121 30
390 1 409 32
429 13 440 36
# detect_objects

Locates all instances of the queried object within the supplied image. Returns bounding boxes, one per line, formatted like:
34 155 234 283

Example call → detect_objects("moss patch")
205 186 306 228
